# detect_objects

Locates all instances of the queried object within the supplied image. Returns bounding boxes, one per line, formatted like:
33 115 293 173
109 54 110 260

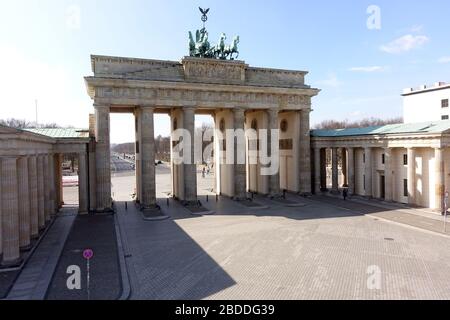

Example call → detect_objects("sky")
1 0 450 143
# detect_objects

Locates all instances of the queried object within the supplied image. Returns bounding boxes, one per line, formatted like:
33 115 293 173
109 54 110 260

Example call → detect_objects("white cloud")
349 66 386 72
315 73 342 88
380 34 429 54
438 56 450 64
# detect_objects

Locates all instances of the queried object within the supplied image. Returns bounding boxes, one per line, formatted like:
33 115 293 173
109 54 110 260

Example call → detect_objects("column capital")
266 108 279 116
93 103 110 109
139 105 155 111
183 106 196 112
233 107 246 115
1 155 19 160
300 108 311 115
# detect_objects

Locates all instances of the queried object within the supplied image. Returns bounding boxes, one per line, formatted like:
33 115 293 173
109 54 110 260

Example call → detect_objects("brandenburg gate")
84 9 319 213
85 55 319 212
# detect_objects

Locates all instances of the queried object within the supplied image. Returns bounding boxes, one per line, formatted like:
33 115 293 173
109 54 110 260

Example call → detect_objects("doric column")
313 147 321 194
331 147 339 193
364 147 373 197
347 148 355 195
28 156 39 238
134 109 142 203
183 107 197 203
320 148 327 191
140 107 157 208
78 152 89 214
36 155 45 229
48 153 56 215
95 105 112 211
342 148 348 186
384 148 393 202
17 156 31 249
267 108 280 197
233 108 247 200
54 153 63 209
299 109 312 195
407 148 416 204
434 148 445 213
43 154 51 223
1 157 21 266
88 141 97 212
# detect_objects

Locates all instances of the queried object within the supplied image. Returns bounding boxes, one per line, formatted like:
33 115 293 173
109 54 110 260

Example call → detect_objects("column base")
20 244 33 252
267 193 283 200
179 200 202 207
233 196 250 202
1 257 23 269
95 207 114 214
140 203 169 221
299 192 312 197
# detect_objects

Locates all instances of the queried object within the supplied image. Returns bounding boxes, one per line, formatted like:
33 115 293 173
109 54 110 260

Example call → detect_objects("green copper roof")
311 120 450 138
25 128 89 139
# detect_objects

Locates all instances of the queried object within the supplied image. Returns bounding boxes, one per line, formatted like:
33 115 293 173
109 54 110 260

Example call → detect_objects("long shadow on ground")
117 201 237 300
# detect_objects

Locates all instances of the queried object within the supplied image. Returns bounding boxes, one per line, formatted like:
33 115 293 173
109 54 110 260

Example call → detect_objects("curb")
114 213 131 300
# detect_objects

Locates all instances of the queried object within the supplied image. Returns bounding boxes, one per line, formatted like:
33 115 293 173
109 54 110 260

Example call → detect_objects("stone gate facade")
84 55 320 212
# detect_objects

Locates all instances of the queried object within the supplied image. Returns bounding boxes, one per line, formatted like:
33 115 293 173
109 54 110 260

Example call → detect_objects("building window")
442 115 449 120
403 179 408 197
381 154 385 164
442 99 449 108
403 154 408 165
363 153 365 163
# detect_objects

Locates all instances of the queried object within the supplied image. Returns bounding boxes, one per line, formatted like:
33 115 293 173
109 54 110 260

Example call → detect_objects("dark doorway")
380 175 385 199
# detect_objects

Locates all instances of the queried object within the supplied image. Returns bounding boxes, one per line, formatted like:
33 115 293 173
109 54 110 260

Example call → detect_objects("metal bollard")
125 202 128 211
216 194 219 202
206 195 209 202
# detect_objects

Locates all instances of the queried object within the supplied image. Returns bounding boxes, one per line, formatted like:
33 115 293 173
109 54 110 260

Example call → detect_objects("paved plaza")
110 166 450 300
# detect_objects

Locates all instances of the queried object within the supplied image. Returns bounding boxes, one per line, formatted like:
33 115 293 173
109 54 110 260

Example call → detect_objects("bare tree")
0 118 69 129
313 117 403 130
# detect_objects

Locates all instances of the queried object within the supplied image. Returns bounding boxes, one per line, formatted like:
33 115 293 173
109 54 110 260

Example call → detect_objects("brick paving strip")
6 207 76 300
45 213 122 300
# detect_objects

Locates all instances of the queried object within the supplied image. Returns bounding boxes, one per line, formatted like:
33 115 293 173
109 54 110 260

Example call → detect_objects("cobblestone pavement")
114 172 450 300
311 195 450 236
